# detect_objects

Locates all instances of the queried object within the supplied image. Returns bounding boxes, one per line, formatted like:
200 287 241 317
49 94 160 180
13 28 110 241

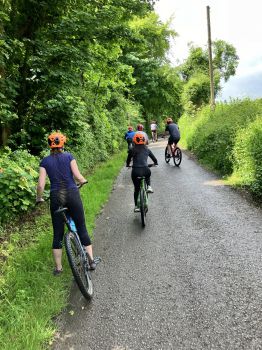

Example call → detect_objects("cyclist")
124 126 136 152
165 117 180 158
150 120 158 142
135 123 149 145
126 132 158 212
36 132 96 275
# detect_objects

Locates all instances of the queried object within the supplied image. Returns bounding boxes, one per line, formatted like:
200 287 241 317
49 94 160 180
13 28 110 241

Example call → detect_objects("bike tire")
173 147 182 166
65 231 94 300
139 189 146 227
165 146 170 163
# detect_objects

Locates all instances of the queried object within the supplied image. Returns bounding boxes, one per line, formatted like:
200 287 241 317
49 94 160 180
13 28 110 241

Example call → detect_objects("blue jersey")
124 130 136 141
40 152 78 191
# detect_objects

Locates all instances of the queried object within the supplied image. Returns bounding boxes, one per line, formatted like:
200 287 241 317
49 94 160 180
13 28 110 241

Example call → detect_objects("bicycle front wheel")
173 147 182 166
139 189 146 227
65 231 94 300
165 146 170 163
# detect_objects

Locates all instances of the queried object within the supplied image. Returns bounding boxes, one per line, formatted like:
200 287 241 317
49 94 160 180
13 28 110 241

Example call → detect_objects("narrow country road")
53 140 262 350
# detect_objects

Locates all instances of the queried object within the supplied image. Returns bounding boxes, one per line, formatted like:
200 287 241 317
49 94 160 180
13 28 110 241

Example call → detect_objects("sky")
154 0 262 101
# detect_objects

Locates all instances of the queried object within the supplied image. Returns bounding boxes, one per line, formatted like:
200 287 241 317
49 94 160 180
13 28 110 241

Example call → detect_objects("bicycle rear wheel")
173 147 182 166
65 231 93 300
139 189 146 227
165 146 170 163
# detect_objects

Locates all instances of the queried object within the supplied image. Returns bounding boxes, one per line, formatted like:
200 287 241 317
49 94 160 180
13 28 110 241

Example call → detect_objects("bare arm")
36 167 47 201
70 159 87 184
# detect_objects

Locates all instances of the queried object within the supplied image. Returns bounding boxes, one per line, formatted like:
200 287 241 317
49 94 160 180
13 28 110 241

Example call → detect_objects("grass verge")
0 150 126 350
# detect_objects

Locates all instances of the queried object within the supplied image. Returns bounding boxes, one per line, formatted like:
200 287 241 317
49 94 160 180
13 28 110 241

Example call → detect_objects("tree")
179 41 239 109
122 12 182 125
213 40 239 82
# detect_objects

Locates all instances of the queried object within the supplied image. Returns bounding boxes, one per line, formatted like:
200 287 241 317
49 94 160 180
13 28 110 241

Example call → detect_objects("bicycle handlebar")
127 163 157 169
77 181 88 189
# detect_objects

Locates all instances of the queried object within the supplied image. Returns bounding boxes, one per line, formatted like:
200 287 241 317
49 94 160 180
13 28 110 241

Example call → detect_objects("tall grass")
0 150 126 350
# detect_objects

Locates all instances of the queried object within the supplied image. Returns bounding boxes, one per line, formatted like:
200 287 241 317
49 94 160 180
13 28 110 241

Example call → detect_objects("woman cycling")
36 132 96 275
126 132 158 212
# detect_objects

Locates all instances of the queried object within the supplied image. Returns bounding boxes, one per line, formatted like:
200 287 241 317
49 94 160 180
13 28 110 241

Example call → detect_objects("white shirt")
150 123 157 131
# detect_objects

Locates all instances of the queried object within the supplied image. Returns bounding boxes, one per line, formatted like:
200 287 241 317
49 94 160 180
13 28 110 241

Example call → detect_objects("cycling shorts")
168 136 180 145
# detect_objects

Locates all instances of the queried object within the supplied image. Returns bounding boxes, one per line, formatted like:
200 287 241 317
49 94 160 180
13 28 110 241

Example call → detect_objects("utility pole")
206 6 215 109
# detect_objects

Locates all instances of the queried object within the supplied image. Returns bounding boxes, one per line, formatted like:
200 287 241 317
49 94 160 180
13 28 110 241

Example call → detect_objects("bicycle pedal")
93 256 102 264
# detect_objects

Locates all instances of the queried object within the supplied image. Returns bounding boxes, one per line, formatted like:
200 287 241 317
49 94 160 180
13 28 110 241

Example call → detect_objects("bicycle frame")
141 178 149 207
137 177 148 227
165 143 182 166
56 209 89 262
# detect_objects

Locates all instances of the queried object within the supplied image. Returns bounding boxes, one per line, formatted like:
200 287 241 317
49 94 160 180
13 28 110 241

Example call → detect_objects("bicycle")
127 139 133 152
136 164 155 227
151 130 158 143
165 143 182 167
40 183 100 300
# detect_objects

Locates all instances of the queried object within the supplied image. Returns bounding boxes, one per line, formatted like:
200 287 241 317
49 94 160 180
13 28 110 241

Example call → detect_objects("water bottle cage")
66 214 77 232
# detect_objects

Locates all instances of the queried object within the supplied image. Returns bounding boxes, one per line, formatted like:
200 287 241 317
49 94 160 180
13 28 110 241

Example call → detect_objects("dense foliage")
0 0 181 154
178 99 262 197
0 0 184 223
233 116 262 195
179 42 239 111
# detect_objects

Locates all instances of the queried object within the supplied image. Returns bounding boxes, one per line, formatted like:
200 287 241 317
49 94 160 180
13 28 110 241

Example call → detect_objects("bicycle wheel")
173 147 182 167
165 146 170 163
139 188 146 227
65 231 94 300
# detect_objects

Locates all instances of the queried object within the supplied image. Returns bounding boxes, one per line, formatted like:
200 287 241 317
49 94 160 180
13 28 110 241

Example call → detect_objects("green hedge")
178 98 262 197
232 115 262 196
179 99 262 175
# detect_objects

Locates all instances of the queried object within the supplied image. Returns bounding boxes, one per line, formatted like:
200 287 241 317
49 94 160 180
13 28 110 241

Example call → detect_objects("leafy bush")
179 99 262 175
0 148 39 223
181 72 211 110
232 116 262 196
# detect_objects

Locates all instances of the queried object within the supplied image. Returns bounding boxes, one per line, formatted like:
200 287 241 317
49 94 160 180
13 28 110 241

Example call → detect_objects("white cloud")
154 0 262 99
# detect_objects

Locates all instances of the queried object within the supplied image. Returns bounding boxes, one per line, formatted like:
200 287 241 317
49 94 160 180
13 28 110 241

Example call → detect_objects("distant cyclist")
165 117 180 158
135 123 149 145
124 126 136 151
150 120 158 142
36 132 97 275
126 132 158 212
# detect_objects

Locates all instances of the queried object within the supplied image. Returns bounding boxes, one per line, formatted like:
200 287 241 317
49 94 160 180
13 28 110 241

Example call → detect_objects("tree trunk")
1 125 9 146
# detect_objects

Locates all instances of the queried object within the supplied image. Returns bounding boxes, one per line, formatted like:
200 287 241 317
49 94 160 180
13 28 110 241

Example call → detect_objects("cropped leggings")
131 167 151 206
50 188 91 249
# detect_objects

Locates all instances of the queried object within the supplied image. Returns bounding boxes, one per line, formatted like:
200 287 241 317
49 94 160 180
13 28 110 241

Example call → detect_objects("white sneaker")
134 206 140 212
147 186 154 193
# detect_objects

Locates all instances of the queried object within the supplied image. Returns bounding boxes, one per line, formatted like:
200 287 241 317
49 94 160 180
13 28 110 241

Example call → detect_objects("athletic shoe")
134 206 140 212
89 260 97 270
53 268 63 276
147 186 154 193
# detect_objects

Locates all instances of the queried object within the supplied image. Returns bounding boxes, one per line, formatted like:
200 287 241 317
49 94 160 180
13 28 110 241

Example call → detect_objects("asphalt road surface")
53 140 262 350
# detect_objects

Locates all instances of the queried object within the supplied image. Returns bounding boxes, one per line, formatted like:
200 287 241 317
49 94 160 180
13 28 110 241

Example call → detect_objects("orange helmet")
133 132 146 145
166 117 173 124
48 132 66 148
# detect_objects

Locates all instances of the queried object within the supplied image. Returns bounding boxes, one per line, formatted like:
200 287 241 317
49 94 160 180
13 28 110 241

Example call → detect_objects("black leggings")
131 167 151 205
50 188 91 249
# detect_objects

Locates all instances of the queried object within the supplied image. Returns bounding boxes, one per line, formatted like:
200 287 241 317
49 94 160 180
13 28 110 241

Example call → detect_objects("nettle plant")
0 148 39 223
